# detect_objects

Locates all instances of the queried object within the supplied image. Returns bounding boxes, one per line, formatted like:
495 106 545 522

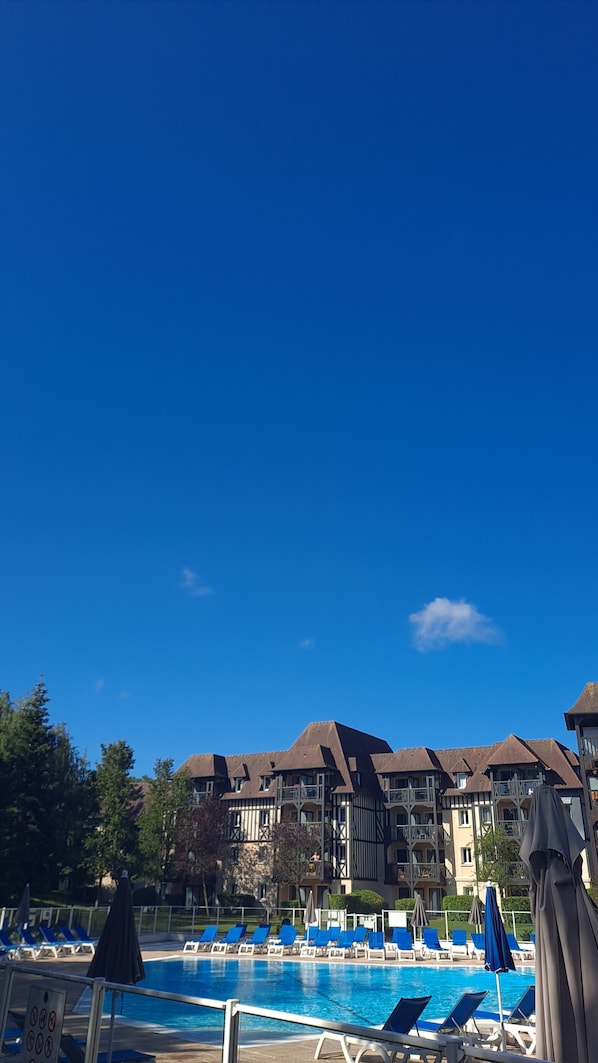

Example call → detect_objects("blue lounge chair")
238 925 271 954
327 929 355 958
267 924 298 955
73 925 97 954
475 986 536 1053
450 929 468 959
470 932 485 959
421 928 451 960
385 928 416 961
19 928 42 959
506 933 535 961
183 925 219 952
0 930 21 959
39 925 78 956
211 924 246 953
366 931 386 959
56 924 83 952
300 929 330 956
418 990 488 1035
315 994 432 1063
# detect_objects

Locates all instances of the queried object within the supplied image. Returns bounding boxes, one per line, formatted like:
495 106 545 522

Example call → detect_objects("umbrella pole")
495 973 506 1052
105 991 117 1063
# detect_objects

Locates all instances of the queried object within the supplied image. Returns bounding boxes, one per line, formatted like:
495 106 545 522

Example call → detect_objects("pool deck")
0 943 530 1063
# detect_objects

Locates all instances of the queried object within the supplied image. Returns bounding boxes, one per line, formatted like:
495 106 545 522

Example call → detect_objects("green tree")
474 825 521 897
90 740 142 889
0 680 94 897
138 758 191 899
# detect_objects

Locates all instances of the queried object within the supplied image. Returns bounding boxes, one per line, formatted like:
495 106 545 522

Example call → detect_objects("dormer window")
234 777 244 792
260 775 272 791
456 773 468 789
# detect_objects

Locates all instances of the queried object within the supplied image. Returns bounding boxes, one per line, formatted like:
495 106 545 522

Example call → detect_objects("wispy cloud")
119 691 130 700
298 638 316 650
180 567 214 598
94 678 105 694
409 597 501 652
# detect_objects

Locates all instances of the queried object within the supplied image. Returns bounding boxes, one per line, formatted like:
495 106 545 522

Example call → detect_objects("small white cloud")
299 638 316 650
94 678 105 694
180 567 214 597
119 691 130 700
409 597 501 652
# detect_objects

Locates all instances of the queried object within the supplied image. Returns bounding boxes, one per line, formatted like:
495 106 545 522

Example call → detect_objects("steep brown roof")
565 683 598 729
485 735 540 767
178 753 228 779
274 744 338 772
371 747 441 774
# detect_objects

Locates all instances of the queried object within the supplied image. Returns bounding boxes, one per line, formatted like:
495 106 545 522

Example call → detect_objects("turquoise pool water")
122 958 535 1036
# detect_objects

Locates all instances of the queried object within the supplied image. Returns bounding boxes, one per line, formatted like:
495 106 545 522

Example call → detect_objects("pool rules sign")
22 986 66 1063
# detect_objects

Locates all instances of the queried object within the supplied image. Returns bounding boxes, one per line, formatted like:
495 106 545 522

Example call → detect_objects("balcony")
303 858 333 881
386 786 435 805
277 783 325 804
389 824 437 844
492 779 542 801
497 819 526 839
387 862 444 886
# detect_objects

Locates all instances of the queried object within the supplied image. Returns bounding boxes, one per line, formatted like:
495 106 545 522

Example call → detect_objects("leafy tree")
174 795 229 907
90 740 142 889
0 681 94 897
474 825 521 897
138 758 191 899
271 818 316 901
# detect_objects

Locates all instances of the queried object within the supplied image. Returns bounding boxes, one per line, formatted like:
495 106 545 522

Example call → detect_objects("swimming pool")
120 958 535 1037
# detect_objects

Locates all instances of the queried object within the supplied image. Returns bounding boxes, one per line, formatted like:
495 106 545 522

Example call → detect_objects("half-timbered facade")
178 717 586 906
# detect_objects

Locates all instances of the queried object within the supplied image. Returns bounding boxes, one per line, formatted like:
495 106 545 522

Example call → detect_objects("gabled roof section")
284 721 391 794
178 753 228 779
485 735 540 767
565 683 598 729
371 747 442 774
274 744 337 771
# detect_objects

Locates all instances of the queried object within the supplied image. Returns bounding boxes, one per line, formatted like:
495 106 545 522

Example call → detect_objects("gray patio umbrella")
304 889 318 927
87 871 145 1063
468 894 483 930
410 894 429 941
15 884 30 929
520 785 598 1063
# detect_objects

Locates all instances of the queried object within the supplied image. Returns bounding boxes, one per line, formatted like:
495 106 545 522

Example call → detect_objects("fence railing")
0 902 535 942
0 964 544 1063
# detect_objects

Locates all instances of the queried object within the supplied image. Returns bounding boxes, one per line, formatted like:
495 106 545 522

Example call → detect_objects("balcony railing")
492 778 542 800
389 824 437 844
386 786 435 805
303 859 333 881
387 862 444 885
497 819 526 839
278 783 325 804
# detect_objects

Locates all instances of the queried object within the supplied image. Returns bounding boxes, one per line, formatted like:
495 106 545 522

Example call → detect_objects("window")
337 807 346 823
480 807 491 824
461 847 473 864
234 777 244 792
258 847 269 861
458 809 470 827
230 847 238 864
233 812 241 828
456 773 468 789
259 810 270 827
259 883 268 899
260 776 272 791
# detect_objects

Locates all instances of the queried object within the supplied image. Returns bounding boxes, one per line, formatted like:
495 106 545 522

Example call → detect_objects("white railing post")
0 964 16 1047
222 998 240 1063
84 978 106 1063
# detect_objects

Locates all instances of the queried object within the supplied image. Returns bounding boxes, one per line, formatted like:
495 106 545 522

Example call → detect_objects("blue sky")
2 1 597 777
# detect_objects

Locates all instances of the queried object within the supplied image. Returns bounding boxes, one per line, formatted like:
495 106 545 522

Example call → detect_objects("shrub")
344 890 384 914
328 894 348 910
394 898 416 911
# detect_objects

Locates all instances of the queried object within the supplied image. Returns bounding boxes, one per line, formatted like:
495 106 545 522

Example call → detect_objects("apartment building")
177 718 586 907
